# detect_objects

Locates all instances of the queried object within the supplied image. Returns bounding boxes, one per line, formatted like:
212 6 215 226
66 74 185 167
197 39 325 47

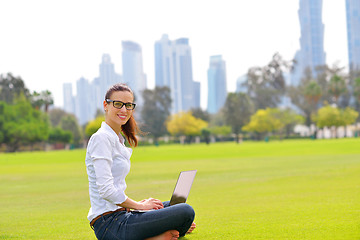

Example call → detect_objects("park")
1 139 359 239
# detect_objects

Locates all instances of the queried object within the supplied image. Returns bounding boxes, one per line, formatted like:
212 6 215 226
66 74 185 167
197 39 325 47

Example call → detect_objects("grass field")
0 138 359 239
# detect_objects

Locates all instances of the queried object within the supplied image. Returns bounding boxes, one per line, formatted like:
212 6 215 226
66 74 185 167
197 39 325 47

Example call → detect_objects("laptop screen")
170 170 197 205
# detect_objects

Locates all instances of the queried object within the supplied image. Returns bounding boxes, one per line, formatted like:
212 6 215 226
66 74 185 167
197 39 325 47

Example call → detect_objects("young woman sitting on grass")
85 83 196 240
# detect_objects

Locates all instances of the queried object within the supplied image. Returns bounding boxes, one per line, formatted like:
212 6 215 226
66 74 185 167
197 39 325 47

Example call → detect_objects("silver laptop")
169 170 197 205
132 170 197 212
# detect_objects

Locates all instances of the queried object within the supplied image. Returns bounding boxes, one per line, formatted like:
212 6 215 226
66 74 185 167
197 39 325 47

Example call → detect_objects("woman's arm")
118 197 164 210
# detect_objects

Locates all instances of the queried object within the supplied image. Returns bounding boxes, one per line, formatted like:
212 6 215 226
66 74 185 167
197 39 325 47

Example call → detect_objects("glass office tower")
122 41 147 107
291 0 326 85
346 0 360 72
155 34 200 113
207 55 227 114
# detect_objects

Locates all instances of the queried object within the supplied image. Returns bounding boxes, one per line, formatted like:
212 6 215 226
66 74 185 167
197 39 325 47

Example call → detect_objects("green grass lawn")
0 138 359 239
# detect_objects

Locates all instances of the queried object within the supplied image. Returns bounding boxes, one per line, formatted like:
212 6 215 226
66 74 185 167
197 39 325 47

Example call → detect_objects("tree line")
2 52 360 151
0 73 82 152
133 53 360 144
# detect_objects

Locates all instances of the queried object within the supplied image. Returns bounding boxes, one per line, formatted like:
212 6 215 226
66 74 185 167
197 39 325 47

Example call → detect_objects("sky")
0 0 348 109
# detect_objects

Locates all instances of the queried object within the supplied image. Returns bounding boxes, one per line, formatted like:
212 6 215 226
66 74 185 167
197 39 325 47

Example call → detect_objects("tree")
141 87 172 144
270 108 304 138
210 125 232 141
223 92 254 143
244 53 290 110
311 105 357 138
30 90 54 112
201 128 211 144
316 63 350 108
30 91 44 110
288 71 320 126
48 108 68 127
48 127 72 144
60 114 83 145
312 105 341 134
352 77 360 115
85 116 105 138
328 74 347 105
304 81 322 105
166 112 208 144
340 107 359 137
242 108 284 140
0 102 4 143
0 73 30 104
190 108 210 122
1 98 49 151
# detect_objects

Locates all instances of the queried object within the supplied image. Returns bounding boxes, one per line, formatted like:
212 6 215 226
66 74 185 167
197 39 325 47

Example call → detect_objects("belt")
90 208 130 227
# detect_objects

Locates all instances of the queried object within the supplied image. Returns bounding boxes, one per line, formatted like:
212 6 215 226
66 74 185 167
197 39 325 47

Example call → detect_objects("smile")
117 114 127 120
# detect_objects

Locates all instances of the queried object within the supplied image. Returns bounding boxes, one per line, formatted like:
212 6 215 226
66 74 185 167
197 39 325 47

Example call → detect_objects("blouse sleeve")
88 133 128 204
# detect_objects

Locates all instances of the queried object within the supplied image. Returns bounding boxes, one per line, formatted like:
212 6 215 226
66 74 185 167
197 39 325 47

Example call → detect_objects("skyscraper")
75 77 92 125
63 82 75 114
63 54 122 125
346 0 360 72
291 0 326 85
154 34 200 113
192 81 201 109
93 54 122 111
122 41 147 107
207 55 227 114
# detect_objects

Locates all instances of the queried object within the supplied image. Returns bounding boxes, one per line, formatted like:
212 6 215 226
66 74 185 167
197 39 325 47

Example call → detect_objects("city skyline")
0 0 348 110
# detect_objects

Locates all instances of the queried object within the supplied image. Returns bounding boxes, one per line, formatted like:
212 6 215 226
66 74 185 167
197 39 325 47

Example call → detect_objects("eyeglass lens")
113 101 134 110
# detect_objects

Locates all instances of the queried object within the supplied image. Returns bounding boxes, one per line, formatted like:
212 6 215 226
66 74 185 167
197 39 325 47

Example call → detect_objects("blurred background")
1 0 359 151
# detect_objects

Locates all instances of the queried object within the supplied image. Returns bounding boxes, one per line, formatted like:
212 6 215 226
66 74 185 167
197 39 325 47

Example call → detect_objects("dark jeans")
92 201 195 240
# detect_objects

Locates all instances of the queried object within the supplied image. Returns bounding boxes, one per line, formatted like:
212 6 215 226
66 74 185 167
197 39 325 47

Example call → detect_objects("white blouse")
85 122 133 222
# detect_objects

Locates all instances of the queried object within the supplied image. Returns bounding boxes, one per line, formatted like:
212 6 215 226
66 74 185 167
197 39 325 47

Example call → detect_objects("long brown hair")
105 83 141 147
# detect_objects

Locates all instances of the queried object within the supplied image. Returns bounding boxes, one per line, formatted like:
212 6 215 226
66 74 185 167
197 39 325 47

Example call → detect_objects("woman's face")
104 90 134 128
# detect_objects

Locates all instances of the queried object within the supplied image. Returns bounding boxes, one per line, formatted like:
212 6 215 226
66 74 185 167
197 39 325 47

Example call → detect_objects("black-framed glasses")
106 99 136 110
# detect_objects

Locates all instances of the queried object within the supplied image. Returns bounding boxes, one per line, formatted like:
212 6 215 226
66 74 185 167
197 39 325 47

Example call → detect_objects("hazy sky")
0 0 348 109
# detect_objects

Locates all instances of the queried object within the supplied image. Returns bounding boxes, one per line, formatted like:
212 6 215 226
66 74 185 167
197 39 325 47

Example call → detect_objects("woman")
85 83 196 240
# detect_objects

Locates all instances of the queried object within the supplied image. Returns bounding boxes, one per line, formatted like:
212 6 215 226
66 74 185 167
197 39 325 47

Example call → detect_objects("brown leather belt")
90 208 130 227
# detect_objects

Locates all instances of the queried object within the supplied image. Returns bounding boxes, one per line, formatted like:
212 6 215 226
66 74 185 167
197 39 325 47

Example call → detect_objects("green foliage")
313 105 359 128
48 108 68 127
85 116 105 137
60 115 82 145
166 112 208 137
340 107 359 126
328 74 347 104
288 64 349 125
223 92 254 136
271 108 305 137
242 108 284 137
200 128 211 144
354 77 360 101
0 99 49 151
141 87 172 141
190 108 210 122
48 127 72 144
210 125 232 136
30 90 54 112
48 108 82 145
353 77 360 114
0 73 30 104
245 53 290 110
304 80 322 104
0 102 5 142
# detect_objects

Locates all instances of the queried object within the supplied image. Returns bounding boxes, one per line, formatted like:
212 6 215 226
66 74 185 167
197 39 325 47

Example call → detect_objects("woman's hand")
139 198 164 210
